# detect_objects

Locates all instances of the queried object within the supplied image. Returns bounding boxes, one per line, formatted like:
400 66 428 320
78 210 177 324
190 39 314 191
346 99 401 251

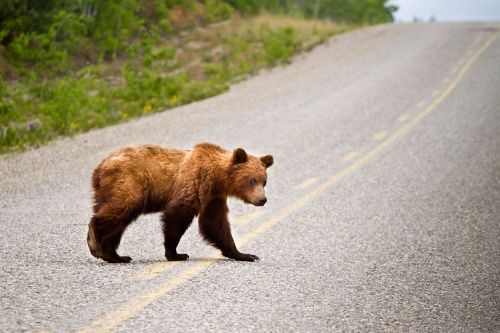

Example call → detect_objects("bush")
204 0 234 23
221 0 260 15
260 26 301 65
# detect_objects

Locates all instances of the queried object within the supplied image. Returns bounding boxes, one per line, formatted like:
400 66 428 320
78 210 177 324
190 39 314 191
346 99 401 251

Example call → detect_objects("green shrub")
221 0 260 15
204 0 234 23
49 10 89 53
260 26 301 65
8 32 70 72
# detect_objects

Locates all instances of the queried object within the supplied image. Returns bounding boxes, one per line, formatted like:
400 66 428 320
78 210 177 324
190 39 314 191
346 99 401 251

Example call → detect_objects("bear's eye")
250 178 257 186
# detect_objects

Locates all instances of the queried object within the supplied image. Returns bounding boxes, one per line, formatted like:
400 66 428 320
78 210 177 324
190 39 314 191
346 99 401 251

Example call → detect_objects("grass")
0 14 354 154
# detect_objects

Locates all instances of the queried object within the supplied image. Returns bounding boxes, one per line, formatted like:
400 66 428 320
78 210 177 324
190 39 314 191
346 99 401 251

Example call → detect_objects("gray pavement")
1 22 499 332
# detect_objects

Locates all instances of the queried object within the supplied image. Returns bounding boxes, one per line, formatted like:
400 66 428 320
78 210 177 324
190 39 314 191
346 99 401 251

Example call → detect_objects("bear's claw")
103 255 132 263
241 254 260 262
229 252 259 262
166 253 190 261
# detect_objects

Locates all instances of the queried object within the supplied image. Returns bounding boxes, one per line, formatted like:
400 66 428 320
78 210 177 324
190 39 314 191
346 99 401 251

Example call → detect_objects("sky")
390 0 500 22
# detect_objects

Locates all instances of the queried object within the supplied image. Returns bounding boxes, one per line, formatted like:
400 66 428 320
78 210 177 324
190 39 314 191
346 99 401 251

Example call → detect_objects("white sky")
390 0 500 22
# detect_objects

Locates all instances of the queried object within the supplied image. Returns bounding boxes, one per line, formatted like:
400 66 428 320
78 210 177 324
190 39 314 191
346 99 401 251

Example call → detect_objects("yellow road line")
398 114 409 122
341 150 360 162
372 131 388 141
78 258 219 333
76 31 496 333
232 210 265 226
292 177 319 190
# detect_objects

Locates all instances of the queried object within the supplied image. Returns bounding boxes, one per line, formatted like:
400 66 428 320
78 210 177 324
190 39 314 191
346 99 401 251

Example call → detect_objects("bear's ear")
260 155 274 168
232 148 248 164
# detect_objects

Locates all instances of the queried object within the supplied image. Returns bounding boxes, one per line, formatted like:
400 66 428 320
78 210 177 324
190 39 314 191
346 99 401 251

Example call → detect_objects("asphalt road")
1 22 499 332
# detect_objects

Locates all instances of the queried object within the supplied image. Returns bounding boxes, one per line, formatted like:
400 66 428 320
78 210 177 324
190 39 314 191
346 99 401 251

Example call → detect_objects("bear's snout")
256 197 267 206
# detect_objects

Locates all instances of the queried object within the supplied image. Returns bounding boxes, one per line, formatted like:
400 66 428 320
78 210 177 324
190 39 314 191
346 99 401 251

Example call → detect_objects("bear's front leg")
199 198 259 262
161 202 196 261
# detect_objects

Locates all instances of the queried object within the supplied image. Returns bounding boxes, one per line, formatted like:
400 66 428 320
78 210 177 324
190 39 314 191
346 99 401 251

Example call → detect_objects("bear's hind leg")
100 224 132 263
161 202 195 261
88 208 136 263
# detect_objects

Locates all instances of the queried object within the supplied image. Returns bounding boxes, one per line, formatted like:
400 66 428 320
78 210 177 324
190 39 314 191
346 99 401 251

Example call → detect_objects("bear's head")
228 148 274 206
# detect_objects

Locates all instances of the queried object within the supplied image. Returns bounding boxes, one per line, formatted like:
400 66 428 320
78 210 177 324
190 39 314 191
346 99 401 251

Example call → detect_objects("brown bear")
87 142 274 263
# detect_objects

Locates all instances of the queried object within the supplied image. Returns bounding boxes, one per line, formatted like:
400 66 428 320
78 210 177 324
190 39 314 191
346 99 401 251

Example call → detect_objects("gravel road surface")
1 22 499 332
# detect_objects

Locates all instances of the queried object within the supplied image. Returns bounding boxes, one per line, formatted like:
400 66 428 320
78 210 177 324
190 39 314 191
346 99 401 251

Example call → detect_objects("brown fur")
87 143 273 263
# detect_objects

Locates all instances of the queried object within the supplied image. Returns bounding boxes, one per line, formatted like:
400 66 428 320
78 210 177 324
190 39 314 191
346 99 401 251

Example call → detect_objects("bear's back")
93 145 188 212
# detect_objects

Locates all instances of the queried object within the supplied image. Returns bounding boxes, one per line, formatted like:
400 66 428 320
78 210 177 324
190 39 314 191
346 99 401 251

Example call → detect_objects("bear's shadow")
130 257 247 264
80 257 249 265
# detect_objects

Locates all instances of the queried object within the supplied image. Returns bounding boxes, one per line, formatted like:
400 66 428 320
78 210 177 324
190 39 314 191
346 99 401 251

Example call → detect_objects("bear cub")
87 142 274 263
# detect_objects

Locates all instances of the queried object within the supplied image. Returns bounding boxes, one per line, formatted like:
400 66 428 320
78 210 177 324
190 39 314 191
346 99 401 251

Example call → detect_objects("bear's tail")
90 164 104 213
91 165 101 190
87 223 101 259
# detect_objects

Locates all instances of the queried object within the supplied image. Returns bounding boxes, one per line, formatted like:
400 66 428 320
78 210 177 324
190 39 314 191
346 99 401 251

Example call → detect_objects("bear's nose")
258 198 267 206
